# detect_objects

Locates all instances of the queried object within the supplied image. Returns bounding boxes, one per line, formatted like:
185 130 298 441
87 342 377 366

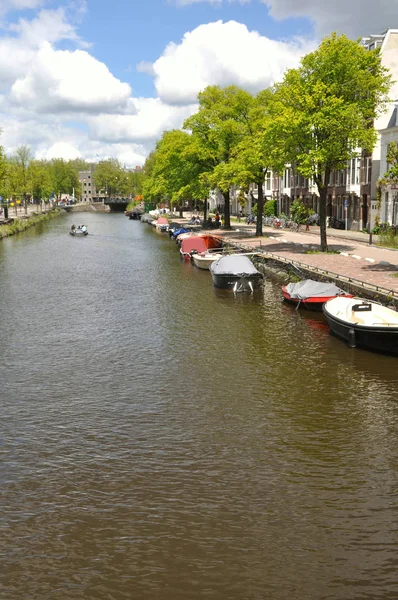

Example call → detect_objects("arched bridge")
93 197 130 212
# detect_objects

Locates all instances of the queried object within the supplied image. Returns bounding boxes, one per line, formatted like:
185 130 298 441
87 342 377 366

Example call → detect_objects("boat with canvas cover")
155 217 169 232
323 296 398 354
180 235 221 259
282 279 353 311
209 254 263 292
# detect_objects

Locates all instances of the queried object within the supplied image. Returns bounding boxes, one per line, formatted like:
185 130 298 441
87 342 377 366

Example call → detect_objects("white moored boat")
323 296 398 354
192 252 223 270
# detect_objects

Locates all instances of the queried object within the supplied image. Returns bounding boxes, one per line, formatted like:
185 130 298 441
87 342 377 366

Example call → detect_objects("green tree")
29 160 53 207
229 88 284 236
10 145 32 213
184 85 255 229
142 130 210 217
378 142 398 190
94 159 127 198
269 33 391 250
49 159 79 198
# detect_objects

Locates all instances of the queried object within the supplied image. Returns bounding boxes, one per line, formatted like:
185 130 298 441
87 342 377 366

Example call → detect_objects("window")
265 171 271 191
365 157 372 184
351 158 356 184
385 191 389 223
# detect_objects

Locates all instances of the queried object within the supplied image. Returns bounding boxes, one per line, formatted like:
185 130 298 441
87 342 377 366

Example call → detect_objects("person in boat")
71 224 76 231
81 224 87 233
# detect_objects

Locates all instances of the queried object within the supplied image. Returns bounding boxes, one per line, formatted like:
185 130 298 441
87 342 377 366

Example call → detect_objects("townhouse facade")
379 106 398 224
208 29 398 230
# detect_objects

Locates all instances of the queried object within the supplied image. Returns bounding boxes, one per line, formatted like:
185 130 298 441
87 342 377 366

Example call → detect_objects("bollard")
369 232 373 245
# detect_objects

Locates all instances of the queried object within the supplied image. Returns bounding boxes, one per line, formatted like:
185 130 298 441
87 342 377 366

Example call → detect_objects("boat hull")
70 230 88 236
192 253 222 270
323 305 398 355
282 288 351 311
211 272 263 291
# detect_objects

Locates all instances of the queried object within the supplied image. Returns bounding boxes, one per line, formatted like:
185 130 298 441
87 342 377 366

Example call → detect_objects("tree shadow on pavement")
361 262 398 272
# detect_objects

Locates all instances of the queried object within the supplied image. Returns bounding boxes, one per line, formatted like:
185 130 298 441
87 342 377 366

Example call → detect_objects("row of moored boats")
144 214 398 356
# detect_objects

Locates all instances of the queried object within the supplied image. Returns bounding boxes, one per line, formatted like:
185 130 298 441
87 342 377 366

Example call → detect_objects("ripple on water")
1 215 398 599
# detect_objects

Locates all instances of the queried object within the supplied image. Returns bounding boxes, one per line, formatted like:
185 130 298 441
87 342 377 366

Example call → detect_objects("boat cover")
141 213 155 223
210 254 260 275
285 279 345 299
172 228 190 238
156 217 169 225
181 236 207 254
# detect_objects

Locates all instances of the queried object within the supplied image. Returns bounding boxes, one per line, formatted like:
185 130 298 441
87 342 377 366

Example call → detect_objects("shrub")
290 199 314 224
264 199 276 217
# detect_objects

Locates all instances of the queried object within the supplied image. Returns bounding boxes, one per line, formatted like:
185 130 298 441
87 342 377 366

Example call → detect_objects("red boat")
180 235 222 259
282 279 353 311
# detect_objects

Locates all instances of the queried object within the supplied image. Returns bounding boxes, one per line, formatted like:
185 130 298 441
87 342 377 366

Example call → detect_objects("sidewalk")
0 203 47 222
199 221 398 298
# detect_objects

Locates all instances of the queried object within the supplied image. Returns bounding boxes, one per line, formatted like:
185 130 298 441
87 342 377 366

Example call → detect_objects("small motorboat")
209 254 263 292
323 296 398 354
70 225 88 236
180 235 222 259
172 227 190 240
192 251 223 270
282 279 353 311
155 217 169 232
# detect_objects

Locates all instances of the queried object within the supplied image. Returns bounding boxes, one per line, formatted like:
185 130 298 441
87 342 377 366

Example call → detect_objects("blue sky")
0 0 394 166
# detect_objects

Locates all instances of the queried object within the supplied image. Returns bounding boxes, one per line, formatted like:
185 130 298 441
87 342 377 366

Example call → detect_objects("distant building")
78 167 96 202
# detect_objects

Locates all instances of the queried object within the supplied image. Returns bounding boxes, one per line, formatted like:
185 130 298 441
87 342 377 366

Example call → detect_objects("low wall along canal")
1 212 398 600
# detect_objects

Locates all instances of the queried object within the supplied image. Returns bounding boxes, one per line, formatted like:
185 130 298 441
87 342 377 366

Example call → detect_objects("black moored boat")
210 254 263 292
323 296 398 355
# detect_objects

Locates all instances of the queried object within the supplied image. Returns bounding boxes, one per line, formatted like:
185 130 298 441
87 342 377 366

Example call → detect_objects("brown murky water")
1 213 398 600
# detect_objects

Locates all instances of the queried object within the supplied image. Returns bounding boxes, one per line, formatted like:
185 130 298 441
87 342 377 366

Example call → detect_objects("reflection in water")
1 213 398 600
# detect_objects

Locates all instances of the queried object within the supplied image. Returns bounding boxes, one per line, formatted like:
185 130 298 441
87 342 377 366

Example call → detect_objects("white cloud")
8 7 87 47
87 97 197 144
40 141 81 160
151 20 316 104
263 0 398 37
10 41 132 114
0 7 88 90
0 0 45 15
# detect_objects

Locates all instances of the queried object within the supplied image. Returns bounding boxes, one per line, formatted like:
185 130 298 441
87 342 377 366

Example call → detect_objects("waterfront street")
181 217 398 298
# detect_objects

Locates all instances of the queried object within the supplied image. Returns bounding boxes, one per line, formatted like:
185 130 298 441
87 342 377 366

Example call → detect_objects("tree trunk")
256 181 264 237
317 183 328 252
223 189 231 229
203 198 207 222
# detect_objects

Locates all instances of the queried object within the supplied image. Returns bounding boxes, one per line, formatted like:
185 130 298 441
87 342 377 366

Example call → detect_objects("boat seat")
350 310 365 325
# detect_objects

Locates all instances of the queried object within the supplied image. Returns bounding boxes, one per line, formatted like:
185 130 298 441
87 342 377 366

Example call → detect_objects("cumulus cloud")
263 0 398 38
152 20 316 104
0 7 88 90
87 97 197 144
8 7 88 47
172 0 398 38
0 0 45 15
10 42 132 114
41 141 82 160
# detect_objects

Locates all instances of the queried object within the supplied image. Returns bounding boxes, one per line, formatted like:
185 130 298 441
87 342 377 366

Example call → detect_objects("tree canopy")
268 32 391 249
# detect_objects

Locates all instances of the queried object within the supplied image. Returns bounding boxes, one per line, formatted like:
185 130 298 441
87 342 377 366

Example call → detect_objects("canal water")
1 212 398 600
